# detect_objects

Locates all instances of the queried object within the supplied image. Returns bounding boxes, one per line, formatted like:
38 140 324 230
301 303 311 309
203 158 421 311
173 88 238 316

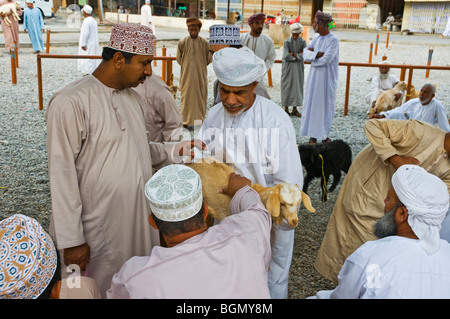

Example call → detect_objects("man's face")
26 2 33 8
419 85 435 105
219 82 257 116
312 18 320 32
292 33 300 39
379 66 390 74
384 186 399 213
188 25 201 39
119 54 153 88
250 20 264 35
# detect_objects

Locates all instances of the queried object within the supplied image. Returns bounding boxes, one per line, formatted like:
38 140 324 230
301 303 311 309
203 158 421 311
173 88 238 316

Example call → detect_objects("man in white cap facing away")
140 0 155 35
209 24 270 105
194 47 303 299
46 23 204 298
311 165 450 299
77 4 100 75
23 0 44 54
107 164 272 298
281 22 307 117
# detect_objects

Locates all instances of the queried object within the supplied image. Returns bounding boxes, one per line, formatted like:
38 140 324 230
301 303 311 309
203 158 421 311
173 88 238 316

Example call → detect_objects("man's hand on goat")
221 173 251 196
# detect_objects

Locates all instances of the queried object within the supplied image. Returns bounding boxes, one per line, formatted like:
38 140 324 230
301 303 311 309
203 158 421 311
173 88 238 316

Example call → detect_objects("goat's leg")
302 174 313 193
329 172 341 192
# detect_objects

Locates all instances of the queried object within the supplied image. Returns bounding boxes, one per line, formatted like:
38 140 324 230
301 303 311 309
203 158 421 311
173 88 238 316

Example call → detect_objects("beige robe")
0 0 22 52
176 35 212 126
315 119 450 284
46 75 176 298
133 75 183 143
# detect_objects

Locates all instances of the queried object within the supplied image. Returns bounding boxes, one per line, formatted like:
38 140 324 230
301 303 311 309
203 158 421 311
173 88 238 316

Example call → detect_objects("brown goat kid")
188 158 315 227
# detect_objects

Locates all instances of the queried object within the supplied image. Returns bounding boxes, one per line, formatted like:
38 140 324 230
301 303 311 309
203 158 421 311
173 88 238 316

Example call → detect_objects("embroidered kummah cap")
0 214 57 299
391 165 449 255
213 46 266 87
107 23 155 55
82 4 93 14
290 23 303 34
209 24 241 45
145 165 203 222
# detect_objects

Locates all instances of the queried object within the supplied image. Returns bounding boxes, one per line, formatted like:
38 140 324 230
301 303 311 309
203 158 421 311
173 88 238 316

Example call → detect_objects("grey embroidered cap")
145 164 203 222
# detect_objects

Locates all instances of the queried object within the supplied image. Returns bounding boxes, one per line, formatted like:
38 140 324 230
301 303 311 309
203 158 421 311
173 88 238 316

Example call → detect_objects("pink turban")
315 10 333 24
248 13 265 24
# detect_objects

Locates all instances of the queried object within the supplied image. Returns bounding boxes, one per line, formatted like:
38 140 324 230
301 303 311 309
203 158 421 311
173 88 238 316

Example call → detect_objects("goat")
298 139 352 202
368 81 407 118
0 1 21 27
187 157 315 228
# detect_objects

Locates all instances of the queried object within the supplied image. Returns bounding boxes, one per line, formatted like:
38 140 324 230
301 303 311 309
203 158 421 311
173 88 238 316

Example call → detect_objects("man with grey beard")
365 61 403 111
310 165 450 299
194 47 303 299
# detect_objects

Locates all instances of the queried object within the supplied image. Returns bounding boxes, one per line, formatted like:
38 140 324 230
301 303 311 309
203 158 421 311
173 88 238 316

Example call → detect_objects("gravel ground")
1 32 450 299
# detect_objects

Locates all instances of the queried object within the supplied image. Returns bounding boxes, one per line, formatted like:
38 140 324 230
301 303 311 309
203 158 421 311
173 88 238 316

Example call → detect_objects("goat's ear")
266 185 281 218
301 191 315 213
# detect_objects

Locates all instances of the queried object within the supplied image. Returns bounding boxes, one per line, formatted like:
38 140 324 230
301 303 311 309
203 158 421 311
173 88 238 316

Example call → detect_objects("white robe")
380 98 450 132
444 16 450 37
195 95 303 299
107 186 272 299
300 33 339 140
140 4 155 35
77 16 100 75
312 236 450 299
240 33 276 83
365 73 399 110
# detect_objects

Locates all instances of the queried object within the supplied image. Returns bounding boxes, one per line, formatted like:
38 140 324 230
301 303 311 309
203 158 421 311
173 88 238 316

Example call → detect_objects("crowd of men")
2 6 450 300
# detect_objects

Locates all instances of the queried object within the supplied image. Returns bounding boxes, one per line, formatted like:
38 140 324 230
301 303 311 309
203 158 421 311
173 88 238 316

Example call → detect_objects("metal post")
369 43 373 63
14 41 19 68
406 68 414 102
267 69 273 87
37 55 43 110
386 31 390 48
162 46 167 83
425 46 433 78
375 33 379 55
10 51 17 84
344 65 351 116
46 29 51 54
153 39 157 67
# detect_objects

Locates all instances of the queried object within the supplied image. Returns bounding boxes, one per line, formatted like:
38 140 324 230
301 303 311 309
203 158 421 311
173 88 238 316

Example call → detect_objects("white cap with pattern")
145 165 203 222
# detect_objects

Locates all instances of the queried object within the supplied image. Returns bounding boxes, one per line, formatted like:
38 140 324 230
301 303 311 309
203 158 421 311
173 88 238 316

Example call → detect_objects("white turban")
212 47 266 87
392 165 449 255
82 5 93 14
290 23 303 34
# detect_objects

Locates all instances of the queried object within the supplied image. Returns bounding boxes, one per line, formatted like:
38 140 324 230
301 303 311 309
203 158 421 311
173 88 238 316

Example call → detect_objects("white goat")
188 158 315 228
0 1 21 27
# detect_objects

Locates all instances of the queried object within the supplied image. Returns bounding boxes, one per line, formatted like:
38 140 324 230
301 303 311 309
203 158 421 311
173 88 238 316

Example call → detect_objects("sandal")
290 109 302 118
308 137 317 145
322 137 331 143
285 109 290 116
